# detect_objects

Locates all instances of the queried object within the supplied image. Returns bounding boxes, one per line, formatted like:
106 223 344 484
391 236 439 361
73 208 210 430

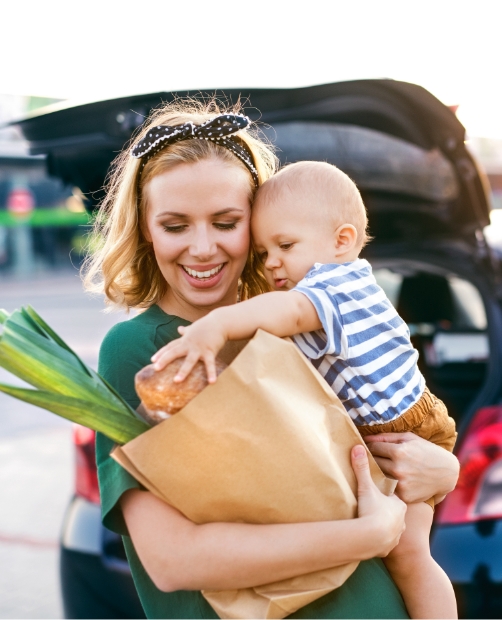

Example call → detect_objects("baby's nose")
265 255 280 269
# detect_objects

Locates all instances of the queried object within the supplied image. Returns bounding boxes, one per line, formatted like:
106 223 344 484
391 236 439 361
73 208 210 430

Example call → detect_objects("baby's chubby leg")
383 502 457 619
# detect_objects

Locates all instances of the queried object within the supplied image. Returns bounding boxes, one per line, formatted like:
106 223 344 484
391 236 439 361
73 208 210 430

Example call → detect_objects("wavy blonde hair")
82 98 277 310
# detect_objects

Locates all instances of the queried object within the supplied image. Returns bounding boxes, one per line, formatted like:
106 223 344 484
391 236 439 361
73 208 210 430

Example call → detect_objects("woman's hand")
351 445 407 558
364 432 460 504
151 315 226 382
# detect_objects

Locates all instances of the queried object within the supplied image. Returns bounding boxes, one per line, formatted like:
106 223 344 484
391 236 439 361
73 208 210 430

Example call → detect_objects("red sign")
7 188 35 216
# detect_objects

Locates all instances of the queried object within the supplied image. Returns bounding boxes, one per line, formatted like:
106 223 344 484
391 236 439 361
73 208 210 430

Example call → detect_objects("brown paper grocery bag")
112 330 395 619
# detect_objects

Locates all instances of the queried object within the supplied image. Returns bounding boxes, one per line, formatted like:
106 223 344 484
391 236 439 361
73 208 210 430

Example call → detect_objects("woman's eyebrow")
213 208 245 216
155 208 244 218
156 211 187 218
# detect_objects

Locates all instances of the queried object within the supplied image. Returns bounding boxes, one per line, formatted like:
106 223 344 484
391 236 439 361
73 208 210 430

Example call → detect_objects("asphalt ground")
0 270 125 619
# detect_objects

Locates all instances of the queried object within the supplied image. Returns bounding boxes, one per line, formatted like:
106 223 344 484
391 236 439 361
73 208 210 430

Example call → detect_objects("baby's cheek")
264 272 275 288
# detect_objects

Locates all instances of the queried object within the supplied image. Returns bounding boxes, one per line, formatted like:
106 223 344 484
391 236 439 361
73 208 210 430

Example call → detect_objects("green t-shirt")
96 304 409 619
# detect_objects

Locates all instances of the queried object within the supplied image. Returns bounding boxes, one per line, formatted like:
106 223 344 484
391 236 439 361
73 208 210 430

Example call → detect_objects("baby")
152 161 457 619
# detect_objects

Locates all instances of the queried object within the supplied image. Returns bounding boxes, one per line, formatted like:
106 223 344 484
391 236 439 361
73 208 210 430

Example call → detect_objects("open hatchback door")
15 79 490 237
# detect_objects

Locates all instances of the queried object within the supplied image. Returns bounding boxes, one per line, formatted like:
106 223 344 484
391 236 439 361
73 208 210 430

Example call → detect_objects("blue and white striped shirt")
293 259 425 426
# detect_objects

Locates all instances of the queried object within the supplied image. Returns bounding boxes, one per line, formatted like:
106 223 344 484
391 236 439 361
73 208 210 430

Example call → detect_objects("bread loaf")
135 357 227 424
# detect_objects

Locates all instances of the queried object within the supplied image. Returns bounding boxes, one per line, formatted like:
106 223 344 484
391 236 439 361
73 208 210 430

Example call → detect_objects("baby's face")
251 192 340 291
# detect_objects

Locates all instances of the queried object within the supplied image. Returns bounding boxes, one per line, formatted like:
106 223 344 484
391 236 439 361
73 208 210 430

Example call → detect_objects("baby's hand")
151 319 226 383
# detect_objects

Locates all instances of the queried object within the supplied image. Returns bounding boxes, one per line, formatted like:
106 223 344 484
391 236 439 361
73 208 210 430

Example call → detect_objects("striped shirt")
293 259 425 426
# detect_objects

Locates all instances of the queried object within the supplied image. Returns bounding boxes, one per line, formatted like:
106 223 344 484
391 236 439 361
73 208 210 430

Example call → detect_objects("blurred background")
1 0 502 617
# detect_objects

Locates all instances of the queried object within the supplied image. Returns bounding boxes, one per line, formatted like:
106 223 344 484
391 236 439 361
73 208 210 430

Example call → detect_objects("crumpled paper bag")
112 330 396 619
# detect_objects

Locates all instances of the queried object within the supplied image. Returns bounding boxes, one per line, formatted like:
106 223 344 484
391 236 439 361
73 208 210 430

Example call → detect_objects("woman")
85 100 459 619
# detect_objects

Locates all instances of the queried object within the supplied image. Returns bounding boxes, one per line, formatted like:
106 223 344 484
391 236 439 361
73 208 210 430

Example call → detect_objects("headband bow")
131 114 259 187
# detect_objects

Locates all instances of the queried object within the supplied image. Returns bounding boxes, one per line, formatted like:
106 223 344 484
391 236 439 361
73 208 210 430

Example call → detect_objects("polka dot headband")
131 113 259 187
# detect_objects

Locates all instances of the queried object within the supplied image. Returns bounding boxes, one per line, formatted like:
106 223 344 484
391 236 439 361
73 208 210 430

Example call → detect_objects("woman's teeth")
182 265 224 279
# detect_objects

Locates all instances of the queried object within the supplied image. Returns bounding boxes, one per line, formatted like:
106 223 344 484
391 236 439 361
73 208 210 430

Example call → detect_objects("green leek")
0 306 149 444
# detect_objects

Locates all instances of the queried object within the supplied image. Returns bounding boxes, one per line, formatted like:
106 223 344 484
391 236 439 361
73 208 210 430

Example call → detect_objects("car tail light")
437 406 502 524
73 424 100 504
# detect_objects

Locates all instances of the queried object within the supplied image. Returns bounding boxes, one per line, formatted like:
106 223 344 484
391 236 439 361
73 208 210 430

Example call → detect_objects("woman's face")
144 158 252 321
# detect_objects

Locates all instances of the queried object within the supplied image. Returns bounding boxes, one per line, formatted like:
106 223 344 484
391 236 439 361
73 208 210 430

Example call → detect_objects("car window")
371 268 402 307
372 267 489 367
449 276 487 330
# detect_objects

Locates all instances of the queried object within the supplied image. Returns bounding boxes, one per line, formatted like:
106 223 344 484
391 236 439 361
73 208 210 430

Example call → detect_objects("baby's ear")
334 223 358 254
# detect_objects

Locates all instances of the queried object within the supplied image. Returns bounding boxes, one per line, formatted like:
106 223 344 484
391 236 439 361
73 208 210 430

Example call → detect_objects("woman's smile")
180 263 227 288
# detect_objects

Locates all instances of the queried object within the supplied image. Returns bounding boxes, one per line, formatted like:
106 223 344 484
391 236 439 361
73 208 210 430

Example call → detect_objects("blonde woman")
85 100 459 619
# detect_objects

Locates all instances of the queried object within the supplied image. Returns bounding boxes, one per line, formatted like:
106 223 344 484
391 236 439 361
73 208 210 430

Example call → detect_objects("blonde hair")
255 161 370 250
82 98 277 310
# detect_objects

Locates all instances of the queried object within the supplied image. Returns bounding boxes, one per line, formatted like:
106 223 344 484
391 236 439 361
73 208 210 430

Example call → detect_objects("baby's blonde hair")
255 161 370 250
82 98 277 309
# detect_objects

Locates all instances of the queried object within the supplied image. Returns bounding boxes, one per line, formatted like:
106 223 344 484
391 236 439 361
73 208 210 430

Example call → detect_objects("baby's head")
251 161 369 290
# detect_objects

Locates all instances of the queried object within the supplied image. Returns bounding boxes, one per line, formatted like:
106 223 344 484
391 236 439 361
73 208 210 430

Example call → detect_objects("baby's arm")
151 291 321 382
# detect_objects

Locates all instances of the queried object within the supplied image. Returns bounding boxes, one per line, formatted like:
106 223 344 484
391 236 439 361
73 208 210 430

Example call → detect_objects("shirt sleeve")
96 432 138 535
293 278 345 359
96 320 159 535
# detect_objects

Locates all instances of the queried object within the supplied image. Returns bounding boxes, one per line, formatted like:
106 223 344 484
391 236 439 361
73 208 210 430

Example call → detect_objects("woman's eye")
163 225 187 233
214 222 237 231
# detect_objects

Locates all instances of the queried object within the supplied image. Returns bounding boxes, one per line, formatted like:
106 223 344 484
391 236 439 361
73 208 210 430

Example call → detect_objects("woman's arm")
121 446 406 592
364 432 460 504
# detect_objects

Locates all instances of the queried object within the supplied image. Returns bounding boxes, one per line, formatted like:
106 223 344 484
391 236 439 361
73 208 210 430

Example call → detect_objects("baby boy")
152 161 457 619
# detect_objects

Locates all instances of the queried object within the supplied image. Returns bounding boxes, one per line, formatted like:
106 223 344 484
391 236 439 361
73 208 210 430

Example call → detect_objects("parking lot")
0 270 125 618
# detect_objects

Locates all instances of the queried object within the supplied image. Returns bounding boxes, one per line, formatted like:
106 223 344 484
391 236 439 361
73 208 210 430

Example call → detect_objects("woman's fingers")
364 439 398 459
351 445 374 495
351 444 406 556
364 432 416 445
368 433 459 502
371 456 398 480
365 441 403 482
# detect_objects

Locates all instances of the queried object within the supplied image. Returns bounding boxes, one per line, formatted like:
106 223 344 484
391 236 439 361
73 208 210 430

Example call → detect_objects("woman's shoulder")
100 305 189 356
98 305 189 409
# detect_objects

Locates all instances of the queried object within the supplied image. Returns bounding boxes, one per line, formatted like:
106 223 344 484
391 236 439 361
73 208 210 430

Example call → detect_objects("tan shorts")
358 387 457 507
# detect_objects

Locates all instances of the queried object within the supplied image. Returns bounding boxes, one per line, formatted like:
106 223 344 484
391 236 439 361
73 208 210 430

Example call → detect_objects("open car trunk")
13 79 501 427
368 251 502 429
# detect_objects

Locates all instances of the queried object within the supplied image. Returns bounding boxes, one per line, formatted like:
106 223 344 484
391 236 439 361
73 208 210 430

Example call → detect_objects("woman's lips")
179 263 227 289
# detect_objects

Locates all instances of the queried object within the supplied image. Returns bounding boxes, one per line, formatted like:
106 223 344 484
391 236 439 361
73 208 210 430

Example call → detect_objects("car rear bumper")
60 496 144 619
432 521 502 618
61 496 102 555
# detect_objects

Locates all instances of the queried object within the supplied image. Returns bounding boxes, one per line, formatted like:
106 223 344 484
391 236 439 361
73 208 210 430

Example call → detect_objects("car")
14 79 502 619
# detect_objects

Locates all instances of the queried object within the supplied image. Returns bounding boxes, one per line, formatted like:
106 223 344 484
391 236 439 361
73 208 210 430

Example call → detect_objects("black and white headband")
131 114 259 187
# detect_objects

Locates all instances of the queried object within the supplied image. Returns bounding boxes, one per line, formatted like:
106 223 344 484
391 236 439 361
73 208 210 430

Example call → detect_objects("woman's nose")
189 226 216 260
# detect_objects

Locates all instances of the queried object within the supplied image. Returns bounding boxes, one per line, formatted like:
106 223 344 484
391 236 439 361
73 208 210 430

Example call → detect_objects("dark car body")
15 80 502 619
